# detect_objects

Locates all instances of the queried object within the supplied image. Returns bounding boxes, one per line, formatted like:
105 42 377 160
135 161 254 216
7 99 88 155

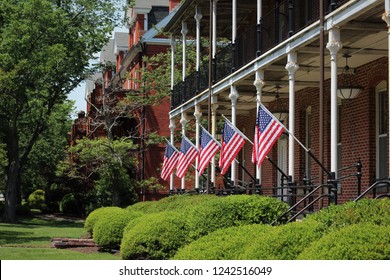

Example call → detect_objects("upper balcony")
165 0 358 111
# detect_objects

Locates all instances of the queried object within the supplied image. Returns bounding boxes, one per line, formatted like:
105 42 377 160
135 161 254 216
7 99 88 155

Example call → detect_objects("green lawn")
0 215 119 260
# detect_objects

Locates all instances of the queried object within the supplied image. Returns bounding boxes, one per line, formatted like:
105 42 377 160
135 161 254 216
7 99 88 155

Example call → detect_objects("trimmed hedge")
297 223 390 260
172 224 274 260
84 206 123 235
27 189 46 210
185 195 289 242
304 198 390 229
240 220 326 260
93 208 142 249
126 194 221 214
120 212 188 260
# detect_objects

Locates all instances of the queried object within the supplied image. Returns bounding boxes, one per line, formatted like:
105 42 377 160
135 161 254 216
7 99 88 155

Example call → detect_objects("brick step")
51 238 96 249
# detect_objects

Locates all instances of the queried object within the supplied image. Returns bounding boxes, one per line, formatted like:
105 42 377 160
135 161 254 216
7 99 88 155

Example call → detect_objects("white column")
285 51 299 180
229 84 239 185
194 6 202 71
181 22 188 82
169 118 176 192
213 0 218 59
194 105 202 190
257 0 262 23
253 69 265 183
180 110 187 190
232 0 237 44
382 3 390 176
170 35 175 91
326 28 342 175
211 97 219 186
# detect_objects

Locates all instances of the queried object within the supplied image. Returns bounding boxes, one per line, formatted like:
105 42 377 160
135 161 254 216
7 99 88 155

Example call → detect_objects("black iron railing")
171 0 351 110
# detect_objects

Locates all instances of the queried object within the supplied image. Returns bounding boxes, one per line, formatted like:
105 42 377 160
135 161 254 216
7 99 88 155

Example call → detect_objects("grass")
0 215 119 260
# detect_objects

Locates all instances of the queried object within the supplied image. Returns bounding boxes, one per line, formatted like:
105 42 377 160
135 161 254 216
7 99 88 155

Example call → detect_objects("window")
148 6 169 30
376 81 388 180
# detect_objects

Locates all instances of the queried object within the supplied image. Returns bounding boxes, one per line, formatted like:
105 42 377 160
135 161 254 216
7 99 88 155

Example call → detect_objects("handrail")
270 183 330 225
286 194 330 223
353 179 390 202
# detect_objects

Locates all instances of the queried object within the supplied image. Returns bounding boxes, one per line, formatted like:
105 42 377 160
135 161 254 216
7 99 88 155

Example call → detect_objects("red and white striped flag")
176 136 199 178
219 120 246 175
198 127 221 176
252 104 284 166
160 142 179 181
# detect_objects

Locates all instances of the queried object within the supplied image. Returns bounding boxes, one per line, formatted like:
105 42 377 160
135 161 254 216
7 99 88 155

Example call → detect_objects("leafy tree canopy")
0 0 124 222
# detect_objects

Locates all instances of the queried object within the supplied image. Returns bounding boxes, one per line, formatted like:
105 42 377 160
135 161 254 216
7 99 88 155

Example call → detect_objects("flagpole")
259 103 332 178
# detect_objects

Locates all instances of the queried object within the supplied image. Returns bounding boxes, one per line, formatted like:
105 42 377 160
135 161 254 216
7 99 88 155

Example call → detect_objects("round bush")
173 223 273 260
297 223 390 260
120 212 188 260
27 189 45 210
241 220 326 260
93 208 142 249
84 206 123 235
305 198 390 229
186 195 289 242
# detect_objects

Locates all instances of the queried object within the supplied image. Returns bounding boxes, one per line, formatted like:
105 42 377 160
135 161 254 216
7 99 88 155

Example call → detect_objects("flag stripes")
160 143 179 181
198 127 221 176
176 136 199 178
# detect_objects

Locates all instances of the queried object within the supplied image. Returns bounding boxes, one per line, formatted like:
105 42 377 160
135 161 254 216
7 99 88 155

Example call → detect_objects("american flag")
176 136 199 178
198 127 221 176
252 104 284 166
160 142 179 181
219 120 246 175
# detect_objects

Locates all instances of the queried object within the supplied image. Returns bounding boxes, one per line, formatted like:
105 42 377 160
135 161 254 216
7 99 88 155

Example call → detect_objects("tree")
57 137 138 212
0 0 123 223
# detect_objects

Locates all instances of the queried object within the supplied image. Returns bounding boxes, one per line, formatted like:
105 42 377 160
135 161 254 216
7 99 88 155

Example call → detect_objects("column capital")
170 35 175 48
382 10 390 28
194 6 203 22
326 28 342 56
180 111 187 127
169 118 176 131
194 105 202 120
181 21 188 36
229 85 239 104
211 103 219 114
285 61 299 75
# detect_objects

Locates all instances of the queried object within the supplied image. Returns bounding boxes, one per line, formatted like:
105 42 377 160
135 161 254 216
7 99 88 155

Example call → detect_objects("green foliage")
120 212 188 260
185 195 289 242
93 209 142 250
240 220 326 260
173 224 273 260
59 193 81 215
84 206 123 235
27 189 46 210
0 0 123 222
57 137 138 210
304 198 390 229
126 194 221 214
297 223 390 260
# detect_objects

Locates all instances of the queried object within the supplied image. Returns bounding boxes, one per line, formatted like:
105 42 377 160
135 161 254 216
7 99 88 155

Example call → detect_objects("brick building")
163 0 390 209
80 0 181 200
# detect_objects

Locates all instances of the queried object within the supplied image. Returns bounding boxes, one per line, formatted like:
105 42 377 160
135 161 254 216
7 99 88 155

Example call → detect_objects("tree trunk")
4 128 20 223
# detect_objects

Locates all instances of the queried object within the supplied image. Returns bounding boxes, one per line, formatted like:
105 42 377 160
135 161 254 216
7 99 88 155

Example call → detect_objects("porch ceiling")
170 0 388 119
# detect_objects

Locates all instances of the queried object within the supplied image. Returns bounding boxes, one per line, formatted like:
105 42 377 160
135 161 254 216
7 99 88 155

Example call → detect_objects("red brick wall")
223 57 388 204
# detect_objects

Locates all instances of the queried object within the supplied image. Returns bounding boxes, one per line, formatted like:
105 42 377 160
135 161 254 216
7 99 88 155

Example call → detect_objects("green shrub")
241 220 326 260
93 208 142 250
59 193 81 215
120 212 188 260
186 195 288 242
84 206 123 235
305 198 390 229
27 189 46 210
297 223 390 260
173 223 273 260
126 194 221 214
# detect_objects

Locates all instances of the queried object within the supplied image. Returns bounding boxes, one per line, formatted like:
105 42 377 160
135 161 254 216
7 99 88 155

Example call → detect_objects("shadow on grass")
0 230 51 246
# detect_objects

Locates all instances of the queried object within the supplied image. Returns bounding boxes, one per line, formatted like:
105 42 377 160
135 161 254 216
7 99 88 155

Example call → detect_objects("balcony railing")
171 0 350 110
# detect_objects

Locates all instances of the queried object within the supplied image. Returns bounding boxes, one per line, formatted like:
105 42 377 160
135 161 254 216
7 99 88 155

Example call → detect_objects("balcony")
170 0 350 110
